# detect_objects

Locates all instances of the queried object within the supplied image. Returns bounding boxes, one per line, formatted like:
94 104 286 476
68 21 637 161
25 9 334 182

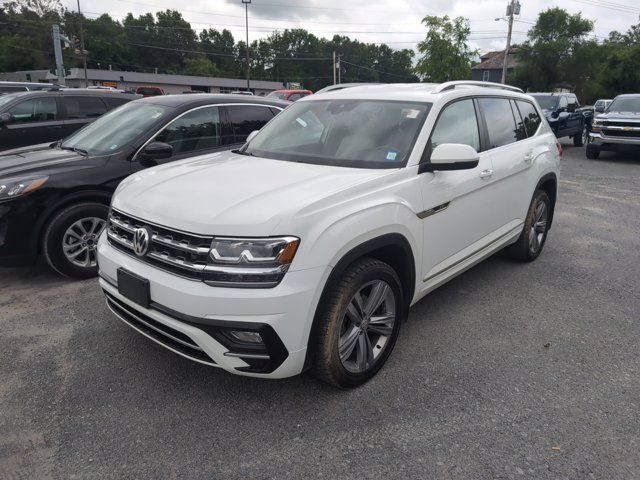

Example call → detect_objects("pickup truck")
587 94 640 159
530 93 592 147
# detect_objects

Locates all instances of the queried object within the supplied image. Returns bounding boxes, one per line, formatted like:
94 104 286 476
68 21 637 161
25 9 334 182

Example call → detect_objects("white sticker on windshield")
403 109 420 119
296 117 308 127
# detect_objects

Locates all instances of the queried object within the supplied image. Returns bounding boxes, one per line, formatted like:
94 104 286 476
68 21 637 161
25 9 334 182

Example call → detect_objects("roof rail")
432 81 523 94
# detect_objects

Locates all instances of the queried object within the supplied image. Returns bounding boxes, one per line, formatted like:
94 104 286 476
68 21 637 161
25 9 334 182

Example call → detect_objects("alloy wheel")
62 217 106 268
529 201 547 254
338 280 396 374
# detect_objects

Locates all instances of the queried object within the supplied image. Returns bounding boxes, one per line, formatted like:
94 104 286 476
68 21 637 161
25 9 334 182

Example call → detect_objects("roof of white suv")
309 81 527 103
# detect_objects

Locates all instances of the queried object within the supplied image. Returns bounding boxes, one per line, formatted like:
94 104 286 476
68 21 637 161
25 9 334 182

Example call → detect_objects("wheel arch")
536 172 557 230
33 188 113 254
303 232 416 371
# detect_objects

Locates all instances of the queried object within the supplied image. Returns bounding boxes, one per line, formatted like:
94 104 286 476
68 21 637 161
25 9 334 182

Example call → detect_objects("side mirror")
246 130 259 143
138 141 173 166
419 143 480 173
0 112 11 125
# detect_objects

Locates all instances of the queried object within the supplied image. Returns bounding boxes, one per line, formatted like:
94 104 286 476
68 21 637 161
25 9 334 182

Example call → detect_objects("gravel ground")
1 142 639 480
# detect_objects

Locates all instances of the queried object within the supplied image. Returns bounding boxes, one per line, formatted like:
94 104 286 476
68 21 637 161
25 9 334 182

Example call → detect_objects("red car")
135 86 165 97
267 89 312 102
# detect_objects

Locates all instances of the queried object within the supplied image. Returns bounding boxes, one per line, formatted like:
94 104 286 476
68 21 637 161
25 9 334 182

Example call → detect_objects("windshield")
61 102 171 155
267 91 287 100
0 94 18 108
531 95 558 110
243 99 431 168
608 96 640 113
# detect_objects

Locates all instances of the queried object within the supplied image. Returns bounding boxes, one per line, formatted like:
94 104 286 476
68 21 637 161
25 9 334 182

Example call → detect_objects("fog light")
229 330 263 344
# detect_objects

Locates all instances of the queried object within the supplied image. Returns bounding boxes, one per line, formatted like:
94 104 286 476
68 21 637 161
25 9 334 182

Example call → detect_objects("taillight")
556 141 563 159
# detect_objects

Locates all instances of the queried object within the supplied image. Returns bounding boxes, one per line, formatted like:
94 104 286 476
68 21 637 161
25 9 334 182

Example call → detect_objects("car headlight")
204 236 300 288
591 119 603 132
0 176 48 203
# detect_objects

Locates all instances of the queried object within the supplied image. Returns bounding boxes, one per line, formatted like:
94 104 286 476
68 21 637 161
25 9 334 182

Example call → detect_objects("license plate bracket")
117 268 150 308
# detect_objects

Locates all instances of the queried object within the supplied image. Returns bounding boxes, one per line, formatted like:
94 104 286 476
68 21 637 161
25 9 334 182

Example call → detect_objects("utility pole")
501 0 517 84
332 51 336 85
76 0 88 87
51 25 66 85
337 54 341 84
242 0 251 92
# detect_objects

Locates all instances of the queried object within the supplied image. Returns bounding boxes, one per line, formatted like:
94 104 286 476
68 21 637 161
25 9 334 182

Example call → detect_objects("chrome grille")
107 209 213 279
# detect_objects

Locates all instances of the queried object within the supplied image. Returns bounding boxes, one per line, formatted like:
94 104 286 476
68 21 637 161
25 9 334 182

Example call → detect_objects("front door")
0 96 62 150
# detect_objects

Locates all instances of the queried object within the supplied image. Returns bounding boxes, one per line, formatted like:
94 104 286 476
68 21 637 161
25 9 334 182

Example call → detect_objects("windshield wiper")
232 149 255 157
60 145 89 156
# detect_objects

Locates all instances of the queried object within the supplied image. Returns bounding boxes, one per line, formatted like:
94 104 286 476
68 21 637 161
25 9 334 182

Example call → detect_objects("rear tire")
42 202 109 279
504 190 551 262
312 258 404 388
586 145 600 159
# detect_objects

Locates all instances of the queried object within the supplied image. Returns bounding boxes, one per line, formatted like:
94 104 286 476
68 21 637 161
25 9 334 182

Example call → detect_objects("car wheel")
42 202 109 279
504 190 551 262
586 145 600 159
312 258 403 388
573 126 587 147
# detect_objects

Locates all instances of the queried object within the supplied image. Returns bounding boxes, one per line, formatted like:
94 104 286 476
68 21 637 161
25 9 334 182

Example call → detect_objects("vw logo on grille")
133 226 152 257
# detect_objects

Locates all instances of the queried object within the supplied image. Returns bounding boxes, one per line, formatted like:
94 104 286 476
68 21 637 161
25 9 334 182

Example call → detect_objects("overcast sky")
63 0 640 55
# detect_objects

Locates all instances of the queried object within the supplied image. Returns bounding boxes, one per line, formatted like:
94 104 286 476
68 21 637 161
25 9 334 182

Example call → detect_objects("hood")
595 111 640 121
112 150 392 236
0 145 102 179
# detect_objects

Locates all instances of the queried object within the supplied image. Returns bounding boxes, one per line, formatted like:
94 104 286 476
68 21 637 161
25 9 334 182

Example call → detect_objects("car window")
103 96 131 109
8 97 58 123
227 105 275 142
559 96 568 109
63 96 107 119
511 100 528 141
267 91 287 100
478 97 518 149
154 106 222 154
430 99 480 152
288 93 302 101
516 101 542 138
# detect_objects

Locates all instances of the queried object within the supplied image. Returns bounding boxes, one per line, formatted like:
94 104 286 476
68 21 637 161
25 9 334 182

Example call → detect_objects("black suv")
0 94 288 277
530 92 592 146
0 89 136 152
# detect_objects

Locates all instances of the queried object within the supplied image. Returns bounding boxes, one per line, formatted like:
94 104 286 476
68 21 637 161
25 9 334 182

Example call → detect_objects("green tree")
184 56 219 76
511 8 594 93
414 15 477 82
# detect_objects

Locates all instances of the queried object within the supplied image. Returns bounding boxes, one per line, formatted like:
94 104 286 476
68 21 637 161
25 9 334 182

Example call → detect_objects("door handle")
479 169 493 179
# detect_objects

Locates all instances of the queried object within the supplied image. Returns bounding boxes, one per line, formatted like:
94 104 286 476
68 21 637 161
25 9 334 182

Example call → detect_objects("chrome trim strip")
417 202 450 219
110 216 136 233
151 234 210 255
223 351 271 360
107 297 204 352
107 229 134 248
147 251 206 272
111 208 214 240
202 264 287 275
423 226 521 282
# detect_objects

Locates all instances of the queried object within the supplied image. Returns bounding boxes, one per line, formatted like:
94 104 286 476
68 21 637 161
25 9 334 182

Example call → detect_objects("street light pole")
77 0 88 87
242 0 251 92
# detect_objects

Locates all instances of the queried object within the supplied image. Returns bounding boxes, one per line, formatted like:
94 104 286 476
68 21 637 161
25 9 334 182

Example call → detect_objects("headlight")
0 176 48 203
204 236 300 288
592 119 603 132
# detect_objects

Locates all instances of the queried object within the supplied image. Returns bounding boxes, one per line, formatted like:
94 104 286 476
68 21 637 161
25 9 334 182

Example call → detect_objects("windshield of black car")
608 97 640 113
61 103 170 155
531 95 558 110
243 99 431 168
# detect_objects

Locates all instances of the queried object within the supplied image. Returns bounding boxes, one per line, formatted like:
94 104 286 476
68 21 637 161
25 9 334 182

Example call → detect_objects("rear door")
224 104 278 147
60 95 108 138
0 95 62 150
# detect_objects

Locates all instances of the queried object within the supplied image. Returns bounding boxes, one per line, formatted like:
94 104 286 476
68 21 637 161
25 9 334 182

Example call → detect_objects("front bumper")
97 234 330 379
0 197 41 264
588 132 640 147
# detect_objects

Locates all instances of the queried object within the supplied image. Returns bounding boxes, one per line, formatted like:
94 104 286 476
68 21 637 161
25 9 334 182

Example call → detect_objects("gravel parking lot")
1 142 639 479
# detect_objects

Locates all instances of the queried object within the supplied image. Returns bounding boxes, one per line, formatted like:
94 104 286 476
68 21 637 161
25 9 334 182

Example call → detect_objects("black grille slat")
107 210 213 280
105 292 216 365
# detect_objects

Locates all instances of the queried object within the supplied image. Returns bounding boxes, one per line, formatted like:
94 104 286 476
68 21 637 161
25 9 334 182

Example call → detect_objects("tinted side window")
478 97 518 149
227 105 274 142
430 99 480 152
511 100 527 141
288 93 302 101
516 101 542 137
8 97 58 123
104 97 130 109
154 106 221 154
63 96 107 119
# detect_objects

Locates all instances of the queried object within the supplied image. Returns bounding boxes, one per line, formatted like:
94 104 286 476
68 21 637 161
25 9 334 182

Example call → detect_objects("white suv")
98 81 561 388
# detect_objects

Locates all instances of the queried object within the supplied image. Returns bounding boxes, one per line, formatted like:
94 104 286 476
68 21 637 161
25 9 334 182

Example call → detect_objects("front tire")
504 190 551 262
573 125 587 147
42 202 109 279
312 258 404 388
